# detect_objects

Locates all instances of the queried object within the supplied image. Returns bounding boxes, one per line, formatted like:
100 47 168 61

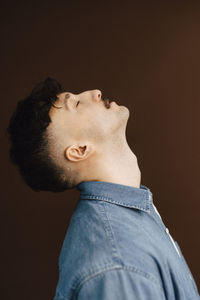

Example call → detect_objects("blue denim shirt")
53 181 200 300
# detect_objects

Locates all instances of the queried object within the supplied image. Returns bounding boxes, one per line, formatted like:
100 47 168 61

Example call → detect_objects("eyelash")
76 101 80 107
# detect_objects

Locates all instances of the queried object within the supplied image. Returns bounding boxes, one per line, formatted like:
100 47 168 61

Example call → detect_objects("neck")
82 138 141 189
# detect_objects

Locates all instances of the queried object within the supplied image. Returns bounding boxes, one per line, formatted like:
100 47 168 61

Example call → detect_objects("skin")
47 89 141 188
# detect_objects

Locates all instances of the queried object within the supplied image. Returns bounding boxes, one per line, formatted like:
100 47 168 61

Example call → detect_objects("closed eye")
76 101 80 107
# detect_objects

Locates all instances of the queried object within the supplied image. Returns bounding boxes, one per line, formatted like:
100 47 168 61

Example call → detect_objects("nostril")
97 90 102 99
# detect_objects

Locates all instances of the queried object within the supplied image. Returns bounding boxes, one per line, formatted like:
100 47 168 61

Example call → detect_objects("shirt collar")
76 181 153 213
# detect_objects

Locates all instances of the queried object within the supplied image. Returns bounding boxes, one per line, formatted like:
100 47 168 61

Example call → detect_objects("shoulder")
58 199 115 268
55 200 166 299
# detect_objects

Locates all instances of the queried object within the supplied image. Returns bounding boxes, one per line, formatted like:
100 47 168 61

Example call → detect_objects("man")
7 77 200 299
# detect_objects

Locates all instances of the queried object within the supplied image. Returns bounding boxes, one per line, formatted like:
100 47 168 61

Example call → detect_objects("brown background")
1 0 200 299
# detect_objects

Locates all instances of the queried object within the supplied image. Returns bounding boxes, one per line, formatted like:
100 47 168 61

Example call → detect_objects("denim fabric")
53 181 200 300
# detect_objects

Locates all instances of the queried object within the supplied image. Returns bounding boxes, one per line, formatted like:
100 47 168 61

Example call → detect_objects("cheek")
74 109 111 141
73 115 103 142
83 126 106 143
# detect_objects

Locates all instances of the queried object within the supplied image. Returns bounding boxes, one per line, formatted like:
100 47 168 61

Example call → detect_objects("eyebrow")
63 93 71 109
64 93 71 100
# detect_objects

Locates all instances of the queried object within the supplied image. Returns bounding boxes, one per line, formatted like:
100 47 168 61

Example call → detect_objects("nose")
92 89 102 102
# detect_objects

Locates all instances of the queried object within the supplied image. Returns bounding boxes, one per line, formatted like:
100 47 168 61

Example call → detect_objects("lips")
103 98 111 109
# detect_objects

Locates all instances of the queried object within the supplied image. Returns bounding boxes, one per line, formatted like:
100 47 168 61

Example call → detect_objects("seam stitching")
80 194 150 212
101 202 122 264
75 264 163 296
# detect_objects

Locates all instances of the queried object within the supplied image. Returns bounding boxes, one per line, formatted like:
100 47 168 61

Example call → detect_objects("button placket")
151 194 181 257
165 227 181 257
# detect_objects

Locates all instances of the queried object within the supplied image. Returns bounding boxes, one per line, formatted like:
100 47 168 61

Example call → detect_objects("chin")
121 105 130 119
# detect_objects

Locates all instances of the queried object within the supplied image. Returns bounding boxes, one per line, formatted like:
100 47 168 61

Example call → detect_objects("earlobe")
64 144 94 162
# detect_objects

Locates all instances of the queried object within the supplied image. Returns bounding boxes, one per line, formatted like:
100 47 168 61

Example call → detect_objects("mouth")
103 98 111 109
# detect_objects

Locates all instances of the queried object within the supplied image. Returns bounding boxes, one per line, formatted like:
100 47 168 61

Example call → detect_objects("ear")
64 144 94 162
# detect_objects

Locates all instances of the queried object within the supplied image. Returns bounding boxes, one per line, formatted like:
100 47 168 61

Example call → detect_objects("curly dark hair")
7 77 74 192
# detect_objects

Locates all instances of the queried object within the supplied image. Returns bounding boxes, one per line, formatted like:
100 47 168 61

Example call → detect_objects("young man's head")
7 77 130 192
